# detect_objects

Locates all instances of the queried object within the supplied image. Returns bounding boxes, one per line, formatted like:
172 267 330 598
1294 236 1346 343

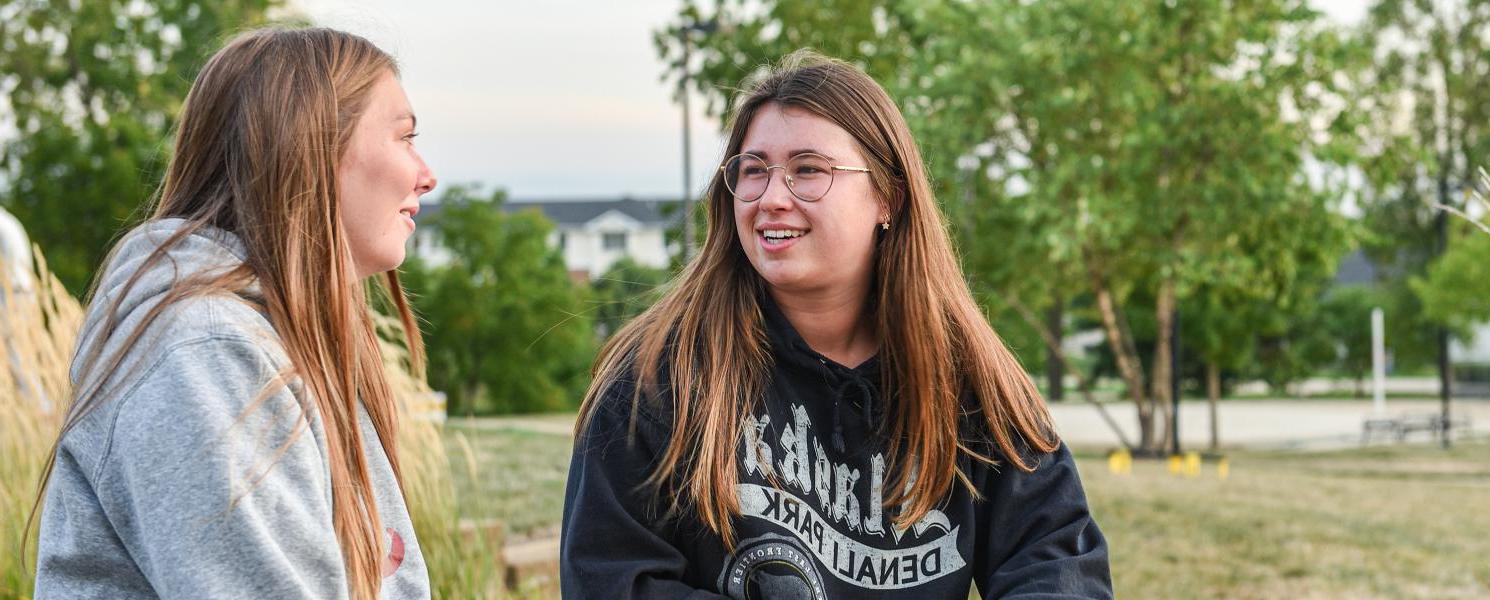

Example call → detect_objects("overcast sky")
295 0 1369 201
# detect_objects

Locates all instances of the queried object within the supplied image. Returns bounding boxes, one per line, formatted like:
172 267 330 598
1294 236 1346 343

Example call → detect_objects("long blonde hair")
32 28 421 599
576 51 1057 547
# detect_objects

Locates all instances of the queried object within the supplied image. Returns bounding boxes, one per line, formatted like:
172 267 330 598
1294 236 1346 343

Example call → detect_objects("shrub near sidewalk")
0 247 503 598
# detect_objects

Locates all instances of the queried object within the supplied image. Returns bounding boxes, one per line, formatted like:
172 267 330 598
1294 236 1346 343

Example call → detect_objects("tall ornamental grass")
0 246 80 599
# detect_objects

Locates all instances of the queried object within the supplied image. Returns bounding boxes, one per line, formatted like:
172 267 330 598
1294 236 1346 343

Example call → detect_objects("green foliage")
0 0 283 294
403 185 595 416
1415 222 1490 335
665 0 1359 448
589 257 671 340
1318 285 1390 388
1250 298 1345 395
1356 0 1490 371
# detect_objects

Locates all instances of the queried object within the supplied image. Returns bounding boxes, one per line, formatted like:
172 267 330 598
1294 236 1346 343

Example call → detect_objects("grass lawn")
445 419 1490 599
443 420 574 540
1079 441 1490 598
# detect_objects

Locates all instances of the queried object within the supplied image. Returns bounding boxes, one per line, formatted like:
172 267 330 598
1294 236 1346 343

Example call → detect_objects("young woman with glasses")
32 28 436 599
561 51 1112 599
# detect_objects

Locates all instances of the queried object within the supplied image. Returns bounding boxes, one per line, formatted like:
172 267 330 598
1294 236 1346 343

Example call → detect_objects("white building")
410 197 680 280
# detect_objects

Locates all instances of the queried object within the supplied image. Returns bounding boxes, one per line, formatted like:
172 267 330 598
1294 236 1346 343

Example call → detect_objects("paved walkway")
458 399 1490 450
1049 398 1490 450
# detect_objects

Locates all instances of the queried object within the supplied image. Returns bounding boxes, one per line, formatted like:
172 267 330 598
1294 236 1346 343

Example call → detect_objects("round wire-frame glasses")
720 152 872 202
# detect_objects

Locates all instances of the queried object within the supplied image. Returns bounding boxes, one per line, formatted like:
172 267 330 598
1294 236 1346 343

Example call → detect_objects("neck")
769 284 877 368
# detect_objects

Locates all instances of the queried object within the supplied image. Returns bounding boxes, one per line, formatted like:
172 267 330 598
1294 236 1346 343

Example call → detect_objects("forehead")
367 71 412 117
740 103 859 160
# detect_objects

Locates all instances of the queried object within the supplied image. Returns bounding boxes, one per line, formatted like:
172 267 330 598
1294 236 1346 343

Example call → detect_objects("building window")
603 232 627 251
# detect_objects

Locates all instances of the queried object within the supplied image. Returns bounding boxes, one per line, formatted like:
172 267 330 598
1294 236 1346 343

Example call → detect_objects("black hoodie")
561 297 1112 599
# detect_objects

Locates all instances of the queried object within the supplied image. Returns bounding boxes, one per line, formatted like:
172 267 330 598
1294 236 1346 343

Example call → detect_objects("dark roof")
415 197 681 227
1332 249 1379 287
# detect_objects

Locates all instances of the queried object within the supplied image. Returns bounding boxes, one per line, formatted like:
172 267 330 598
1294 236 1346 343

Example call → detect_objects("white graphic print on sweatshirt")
717 403 964 598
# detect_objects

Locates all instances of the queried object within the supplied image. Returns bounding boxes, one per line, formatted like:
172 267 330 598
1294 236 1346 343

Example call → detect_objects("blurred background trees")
3 0 1490 426
661 0 1367 453
0 0 283 293
401 185 595 416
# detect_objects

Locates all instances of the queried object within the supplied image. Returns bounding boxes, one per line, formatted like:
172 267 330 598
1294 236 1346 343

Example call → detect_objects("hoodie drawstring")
818 355 876 453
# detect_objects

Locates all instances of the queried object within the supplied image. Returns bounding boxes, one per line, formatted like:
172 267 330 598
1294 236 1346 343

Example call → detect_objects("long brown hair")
576 51 1058 547
31 28 422 599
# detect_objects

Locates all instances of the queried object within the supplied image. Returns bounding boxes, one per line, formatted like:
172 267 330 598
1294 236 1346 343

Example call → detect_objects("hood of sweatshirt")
71 219 250 384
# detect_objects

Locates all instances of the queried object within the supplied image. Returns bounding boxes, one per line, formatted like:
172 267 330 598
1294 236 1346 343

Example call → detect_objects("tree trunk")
1045 300 1065 401
1007 296 1134 450
1151 278 1177 453
1206 361 1221 452
1088 261 1154 451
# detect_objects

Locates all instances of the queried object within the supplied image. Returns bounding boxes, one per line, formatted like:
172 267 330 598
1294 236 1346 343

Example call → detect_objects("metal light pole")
678 18 717 261
1371 307 1387 416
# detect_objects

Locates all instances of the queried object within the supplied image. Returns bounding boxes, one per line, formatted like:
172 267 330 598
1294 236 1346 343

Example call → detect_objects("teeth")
761 229 805 240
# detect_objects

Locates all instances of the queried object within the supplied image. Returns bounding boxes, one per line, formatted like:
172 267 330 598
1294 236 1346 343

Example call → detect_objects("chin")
382 250 408 273
356 251 406 279
756 266 819 293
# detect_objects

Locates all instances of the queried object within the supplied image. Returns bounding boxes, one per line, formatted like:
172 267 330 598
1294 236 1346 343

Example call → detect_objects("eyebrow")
395 112 417 129
740 148 835 161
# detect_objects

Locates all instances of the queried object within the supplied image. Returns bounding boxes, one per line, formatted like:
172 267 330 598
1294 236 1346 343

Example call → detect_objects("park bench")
1360 417 1400 444
1361 412 1473 445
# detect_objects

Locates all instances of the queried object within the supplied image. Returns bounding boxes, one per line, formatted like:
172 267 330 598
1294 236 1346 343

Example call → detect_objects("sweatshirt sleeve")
89 335 348 599
974 442 1114 599
560 379 727 600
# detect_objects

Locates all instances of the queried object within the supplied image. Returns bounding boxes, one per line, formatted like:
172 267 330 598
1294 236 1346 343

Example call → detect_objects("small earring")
881 221 889 231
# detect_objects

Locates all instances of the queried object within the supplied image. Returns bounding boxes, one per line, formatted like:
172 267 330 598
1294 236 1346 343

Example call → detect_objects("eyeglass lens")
723 154 835 202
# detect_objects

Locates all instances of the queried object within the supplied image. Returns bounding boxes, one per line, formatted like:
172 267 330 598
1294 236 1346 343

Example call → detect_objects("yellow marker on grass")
1106 448 1132 475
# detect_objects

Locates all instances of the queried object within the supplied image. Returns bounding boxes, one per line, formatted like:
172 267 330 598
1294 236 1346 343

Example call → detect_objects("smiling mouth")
758 228 807 249
398 207 418 231
760 229 806 240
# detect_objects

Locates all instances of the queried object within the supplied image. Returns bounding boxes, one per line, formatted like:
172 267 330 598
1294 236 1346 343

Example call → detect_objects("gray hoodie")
35 219 430 599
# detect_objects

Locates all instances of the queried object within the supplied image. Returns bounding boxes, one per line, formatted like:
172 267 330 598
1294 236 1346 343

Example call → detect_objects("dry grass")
443 422 1490 599
0 246 81 599
1079 441 1490 599
375 312 508 598
442 422 573 538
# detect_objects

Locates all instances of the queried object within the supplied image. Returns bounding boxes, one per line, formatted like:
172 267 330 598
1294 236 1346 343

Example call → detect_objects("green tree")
0 0 282 293
666 0 1359 453
1318 285 1392 395
1183 286 1265 449
403 185 595 416
1414 220 1490 335
590 257 671 340
1360 0 1490 373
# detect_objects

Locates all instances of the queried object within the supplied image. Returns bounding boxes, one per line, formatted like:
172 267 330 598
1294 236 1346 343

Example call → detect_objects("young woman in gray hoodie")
31 28 437 599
